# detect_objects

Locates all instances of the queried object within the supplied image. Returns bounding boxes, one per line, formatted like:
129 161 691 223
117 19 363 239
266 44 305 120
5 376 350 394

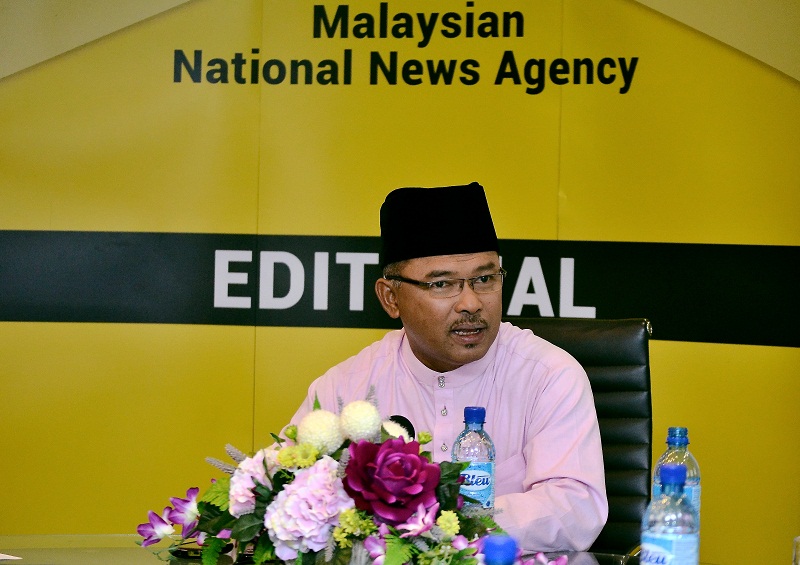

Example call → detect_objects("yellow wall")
1 1 798 563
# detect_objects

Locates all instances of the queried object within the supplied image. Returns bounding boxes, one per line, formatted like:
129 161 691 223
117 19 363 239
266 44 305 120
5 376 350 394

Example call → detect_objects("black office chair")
506 317 653 555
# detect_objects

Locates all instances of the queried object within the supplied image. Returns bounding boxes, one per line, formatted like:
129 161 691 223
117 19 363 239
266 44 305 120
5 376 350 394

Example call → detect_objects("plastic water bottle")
482 534 518 565
452 406 495 508
641 464 699 565
652 427 701 519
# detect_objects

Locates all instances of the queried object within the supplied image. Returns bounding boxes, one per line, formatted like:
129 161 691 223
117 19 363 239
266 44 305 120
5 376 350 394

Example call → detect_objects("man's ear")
375 278 401 319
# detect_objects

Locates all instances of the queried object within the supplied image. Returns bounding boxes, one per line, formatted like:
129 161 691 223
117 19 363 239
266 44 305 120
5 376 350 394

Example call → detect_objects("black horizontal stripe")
0 230 796 347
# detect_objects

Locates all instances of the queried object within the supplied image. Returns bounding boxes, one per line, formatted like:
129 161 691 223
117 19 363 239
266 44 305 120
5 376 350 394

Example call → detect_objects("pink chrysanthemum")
229 449 271 518
263 456 354 560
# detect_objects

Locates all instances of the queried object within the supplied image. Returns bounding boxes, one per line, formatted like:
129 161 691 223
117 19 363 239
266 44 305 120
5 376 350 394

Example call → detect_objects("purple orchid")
396 502 439 538
136 506 175 547
363 535 386 565
196 528 232 546
168 487 200 536
364 523 391 565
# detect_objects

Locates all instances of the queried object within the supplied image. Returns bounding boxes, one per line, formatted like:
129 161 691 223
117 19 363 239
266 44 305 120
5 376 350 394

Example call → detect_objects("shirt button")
441 407 448 416
441 443 448 452
438 376 445 388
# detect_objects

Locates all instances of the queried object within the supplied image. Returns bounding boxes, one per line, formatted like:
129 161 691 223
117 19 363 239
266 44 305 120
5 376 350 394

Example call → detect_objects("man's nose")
453 282 483 313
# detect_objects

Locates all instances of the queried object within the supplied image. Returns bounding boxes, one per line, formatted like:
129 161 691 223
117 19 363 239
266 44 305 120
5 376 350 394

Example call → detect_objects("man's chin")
456 341 490 363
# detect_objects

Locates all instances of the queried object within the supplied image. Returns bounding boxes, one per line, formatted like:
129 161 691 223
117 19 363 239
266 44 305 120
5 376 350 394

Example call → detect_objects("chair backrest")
507 317 653 554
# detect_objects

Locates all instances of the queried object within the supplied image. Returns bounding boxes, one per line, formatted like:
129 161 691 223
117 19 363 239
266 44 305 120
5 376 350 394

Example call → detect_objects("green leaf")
436 461 471 511
197 501 236 534
200 476 231 510
253 482 273 499
202 514 237 536
252 533 277 565
384 536 415 565
313 393 322 411
439 461 469 481
200 536 227 565
453 550 479 565
231 512 265 543
458 513 504 541
300 550 318 565
435 484 460 511
328 438 351 461
252 483 275 518
271 469 295 492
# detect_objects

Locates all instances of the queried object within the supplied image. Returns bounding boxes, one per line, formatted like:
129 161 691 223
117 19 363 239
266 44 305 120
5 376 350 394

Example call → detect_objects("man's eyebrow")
424 270 455 279
474 261 500 273
424 262 499 279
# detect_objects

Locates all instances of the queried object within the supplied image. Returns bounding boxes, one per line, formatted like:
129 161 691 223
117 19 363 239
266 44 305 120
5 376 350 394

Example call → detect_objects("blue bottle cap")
464 406 486 424
666 426 689 446
482 534 518 565
660 464 687 486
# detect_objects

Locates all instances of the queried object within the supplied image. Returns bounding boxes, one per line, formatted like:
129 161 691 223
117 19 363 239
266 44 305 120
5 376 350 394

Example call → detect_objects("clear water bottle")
641 464 699 565
452 406 495 508
653 426 701 519
482 534 517 565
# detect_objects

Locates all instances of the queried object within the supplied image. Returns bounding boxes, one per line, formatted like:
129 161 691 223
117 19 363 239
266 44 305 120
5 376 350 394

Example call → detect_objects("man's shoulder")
321 329 404 379
497 321 584 373
291 330 405 421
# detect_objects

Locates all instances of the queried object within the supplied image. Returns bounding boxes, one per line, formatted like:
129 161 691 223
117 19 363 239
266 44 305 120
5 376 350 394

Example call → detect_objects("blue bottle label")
684 484 701 512
641 532 699 565
459 461 494 508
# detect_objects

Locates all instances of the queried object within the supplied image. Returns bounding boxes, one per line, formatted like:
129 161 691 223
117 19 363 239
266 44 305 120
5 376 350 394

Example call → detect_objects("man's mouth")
450 316 489 340
452 326 485 336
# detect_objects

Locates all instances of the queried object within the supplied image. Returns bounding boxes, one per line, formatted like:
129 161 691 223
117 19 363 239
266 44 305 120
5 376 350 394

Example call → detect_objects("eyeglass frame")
384 268 507 297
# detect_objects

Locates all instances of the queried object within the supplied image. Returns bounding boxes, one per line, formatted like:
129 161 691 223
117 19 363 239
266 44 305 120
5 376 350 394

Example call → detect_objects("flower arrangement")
137 396 566 565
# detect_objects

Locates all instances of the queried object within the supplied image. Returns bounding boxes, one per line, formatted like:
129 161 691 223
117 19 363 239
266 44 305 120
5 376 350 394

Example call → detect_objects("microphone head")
388 415 415 439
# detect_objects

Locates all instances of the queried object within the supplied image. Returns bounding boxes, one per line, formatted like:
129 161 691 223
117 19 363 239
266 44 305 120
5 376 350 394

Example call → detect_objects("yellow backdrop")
1 1 798 563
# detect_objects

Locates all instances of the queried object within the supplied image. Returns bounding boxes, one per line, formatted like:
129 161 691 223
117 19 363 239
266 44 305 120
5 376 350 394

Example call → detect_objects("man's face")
376 251 503 373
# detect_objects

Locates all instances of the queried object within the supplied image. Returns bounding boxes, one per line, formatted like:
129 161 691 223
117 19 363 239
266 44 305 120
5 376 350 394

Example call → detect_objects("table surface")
0 548 643 565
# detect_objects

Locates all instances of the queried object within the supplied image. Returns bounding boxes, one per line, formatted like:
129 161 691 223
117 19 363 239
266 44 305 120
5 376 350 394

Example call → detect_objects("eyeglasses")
385 268 507 298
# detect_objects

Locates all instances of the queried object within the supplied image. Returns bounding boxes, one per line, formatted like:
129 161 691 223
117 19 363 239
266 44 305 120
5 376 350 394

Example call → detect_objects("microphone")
388 415 415 439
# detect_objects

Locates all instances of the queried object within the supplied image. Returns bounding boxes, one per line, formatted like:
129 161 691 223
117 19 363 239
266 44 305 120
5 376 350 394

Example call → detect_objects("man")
290 182 607 552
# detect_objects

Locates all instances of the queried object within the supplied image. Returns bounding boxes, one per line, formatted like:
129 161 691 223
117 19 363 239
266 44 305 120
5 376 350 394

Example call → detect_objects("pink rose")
343 438 440 526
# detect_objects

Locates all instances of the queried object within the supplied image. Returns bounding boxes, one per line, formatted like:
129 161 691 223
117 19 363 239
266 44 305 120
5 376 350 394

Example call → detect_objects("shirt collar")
400 328 498 388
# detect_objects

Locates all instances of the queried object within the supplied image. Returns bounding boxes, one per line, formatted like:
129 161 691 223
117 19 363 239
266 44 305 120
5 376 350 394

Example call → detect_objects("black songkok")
380 182 499 268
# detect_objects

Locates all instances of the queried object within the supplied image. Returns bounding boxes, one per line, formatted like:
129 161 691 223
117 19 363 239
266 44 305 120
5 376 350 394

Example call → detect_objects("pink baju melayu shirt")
290 321 608 552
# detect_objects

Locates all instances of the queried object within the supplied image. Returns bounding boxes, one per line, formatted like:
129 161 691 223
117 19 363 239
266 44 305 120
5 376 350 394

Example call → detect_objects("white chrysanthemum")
381 419 411 441
339 400 382 442
296 409 343 454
